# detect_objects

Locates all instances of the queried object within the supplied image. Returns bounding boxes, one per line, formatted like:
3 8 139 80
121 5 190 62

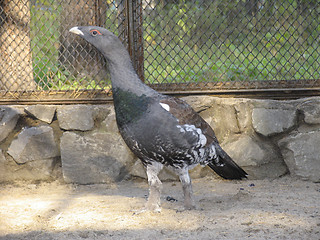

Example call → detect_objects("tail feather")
208 145 247 180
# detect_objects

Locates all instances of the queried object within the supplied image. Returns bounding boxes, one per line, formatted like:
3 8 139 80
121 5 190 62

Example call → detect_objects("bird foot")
174 204 197 213
144 202 162 213
131 203 161 215
132 207 161 215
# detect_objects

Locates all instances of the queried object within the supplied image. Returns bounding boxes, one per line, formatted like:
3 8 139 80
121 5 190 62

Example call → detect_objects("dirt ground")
0 176 319 240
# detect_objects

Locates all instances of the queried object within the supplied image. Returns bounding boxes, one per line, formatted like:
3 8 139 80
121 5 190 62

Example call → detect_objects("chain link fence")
0 0 319 103
144 0 320 95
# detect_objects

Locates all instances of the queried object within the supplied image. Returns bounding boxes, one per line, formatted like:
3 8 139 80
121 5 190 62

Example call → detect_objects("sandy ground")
0 176 319 240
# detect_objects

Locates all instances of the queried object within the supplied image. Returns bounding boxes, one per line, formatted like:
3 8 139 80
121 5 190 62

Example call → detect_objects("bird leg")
145 162 163 212
178 168 196 210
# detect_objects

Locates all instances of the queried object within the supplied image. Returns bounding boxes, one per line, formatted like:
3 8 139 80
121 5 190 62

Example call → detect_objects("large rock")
221 135 287 179
57 105 94 131
208 104 240 140
234 100 253 133
7 125 59 164
0 106 20 142
298 99 320 124
0 149 58 182
4 126 59 181
100 108 119 133
252 108 297 136
279 130 320 182
25 105 56 124
60 131 136 184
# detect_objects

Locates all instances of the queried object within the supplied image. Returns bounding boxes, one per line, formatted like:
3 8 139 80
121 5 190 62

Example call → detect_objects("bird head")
69 26 126 62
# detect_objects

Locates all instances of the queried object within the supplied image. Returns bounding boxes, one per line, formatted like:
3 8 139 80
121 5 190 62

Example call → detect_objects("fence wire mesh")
143 0 320 93
0 0 319 102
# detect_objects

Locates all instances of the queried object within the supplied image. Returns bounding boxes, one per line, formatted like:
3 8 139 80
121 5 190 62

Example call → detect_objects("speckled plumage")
70 26 247 211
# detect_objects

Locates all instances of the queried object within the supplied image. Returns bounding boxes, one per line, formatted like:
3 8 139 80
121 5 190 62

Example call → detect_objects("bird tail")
208 145 247 180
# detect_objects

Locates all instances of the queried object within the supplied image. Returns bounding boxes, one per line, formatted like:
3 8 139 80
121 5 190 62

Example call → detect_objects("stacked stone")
0 97 319 183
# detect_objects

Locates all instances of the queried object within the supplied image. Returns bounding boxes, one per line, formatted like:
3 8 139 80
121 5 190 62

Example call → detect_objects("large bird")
70 26 247 211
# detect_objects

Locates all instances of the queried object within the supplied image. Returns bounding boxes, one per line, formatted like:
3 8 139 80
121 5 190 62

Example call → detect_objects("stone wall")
0 96 319 183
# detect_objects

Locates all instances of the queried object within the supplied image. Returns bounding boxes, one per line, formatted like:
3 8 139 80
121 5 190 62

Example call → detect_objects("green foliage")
30 1 71 90
30 1 113 90
30 0 320 90
143 0 320 84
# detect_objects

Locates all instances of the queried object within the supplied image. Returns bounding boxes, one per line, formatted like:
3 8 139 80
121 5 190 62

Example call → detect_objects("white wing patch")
177 124 207 147
159 103 170 112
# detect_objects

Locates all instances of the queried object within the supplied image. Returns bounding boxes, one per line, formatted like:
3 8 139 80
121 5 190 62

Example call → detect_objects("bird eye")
90 29 102 36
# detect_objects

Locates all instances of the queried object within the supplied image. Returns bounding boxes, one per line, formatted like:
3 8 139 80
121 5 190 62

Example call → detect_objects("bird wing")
159 97 219 146
159 96 247 179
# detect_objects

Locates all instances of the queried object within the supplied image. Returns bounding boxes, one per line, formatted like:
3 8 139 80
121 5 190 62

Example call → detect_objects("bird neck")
107 57 159 128
108 57 158 98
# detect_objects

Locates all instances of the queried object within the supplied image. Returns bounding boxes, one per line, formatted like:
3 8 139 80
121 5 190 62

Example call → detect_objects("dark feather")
160 97 219 145
161 97 247 179
208 145 247 179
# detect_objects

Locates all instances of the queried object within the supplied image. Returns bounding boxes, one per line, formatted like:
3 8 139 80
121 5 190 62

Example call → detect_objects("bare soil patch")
0 176 319 239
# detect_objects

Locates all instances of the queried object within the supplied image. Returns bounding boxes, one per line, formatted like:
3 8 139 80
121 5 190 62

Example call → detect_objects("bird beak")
69 27 84 36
